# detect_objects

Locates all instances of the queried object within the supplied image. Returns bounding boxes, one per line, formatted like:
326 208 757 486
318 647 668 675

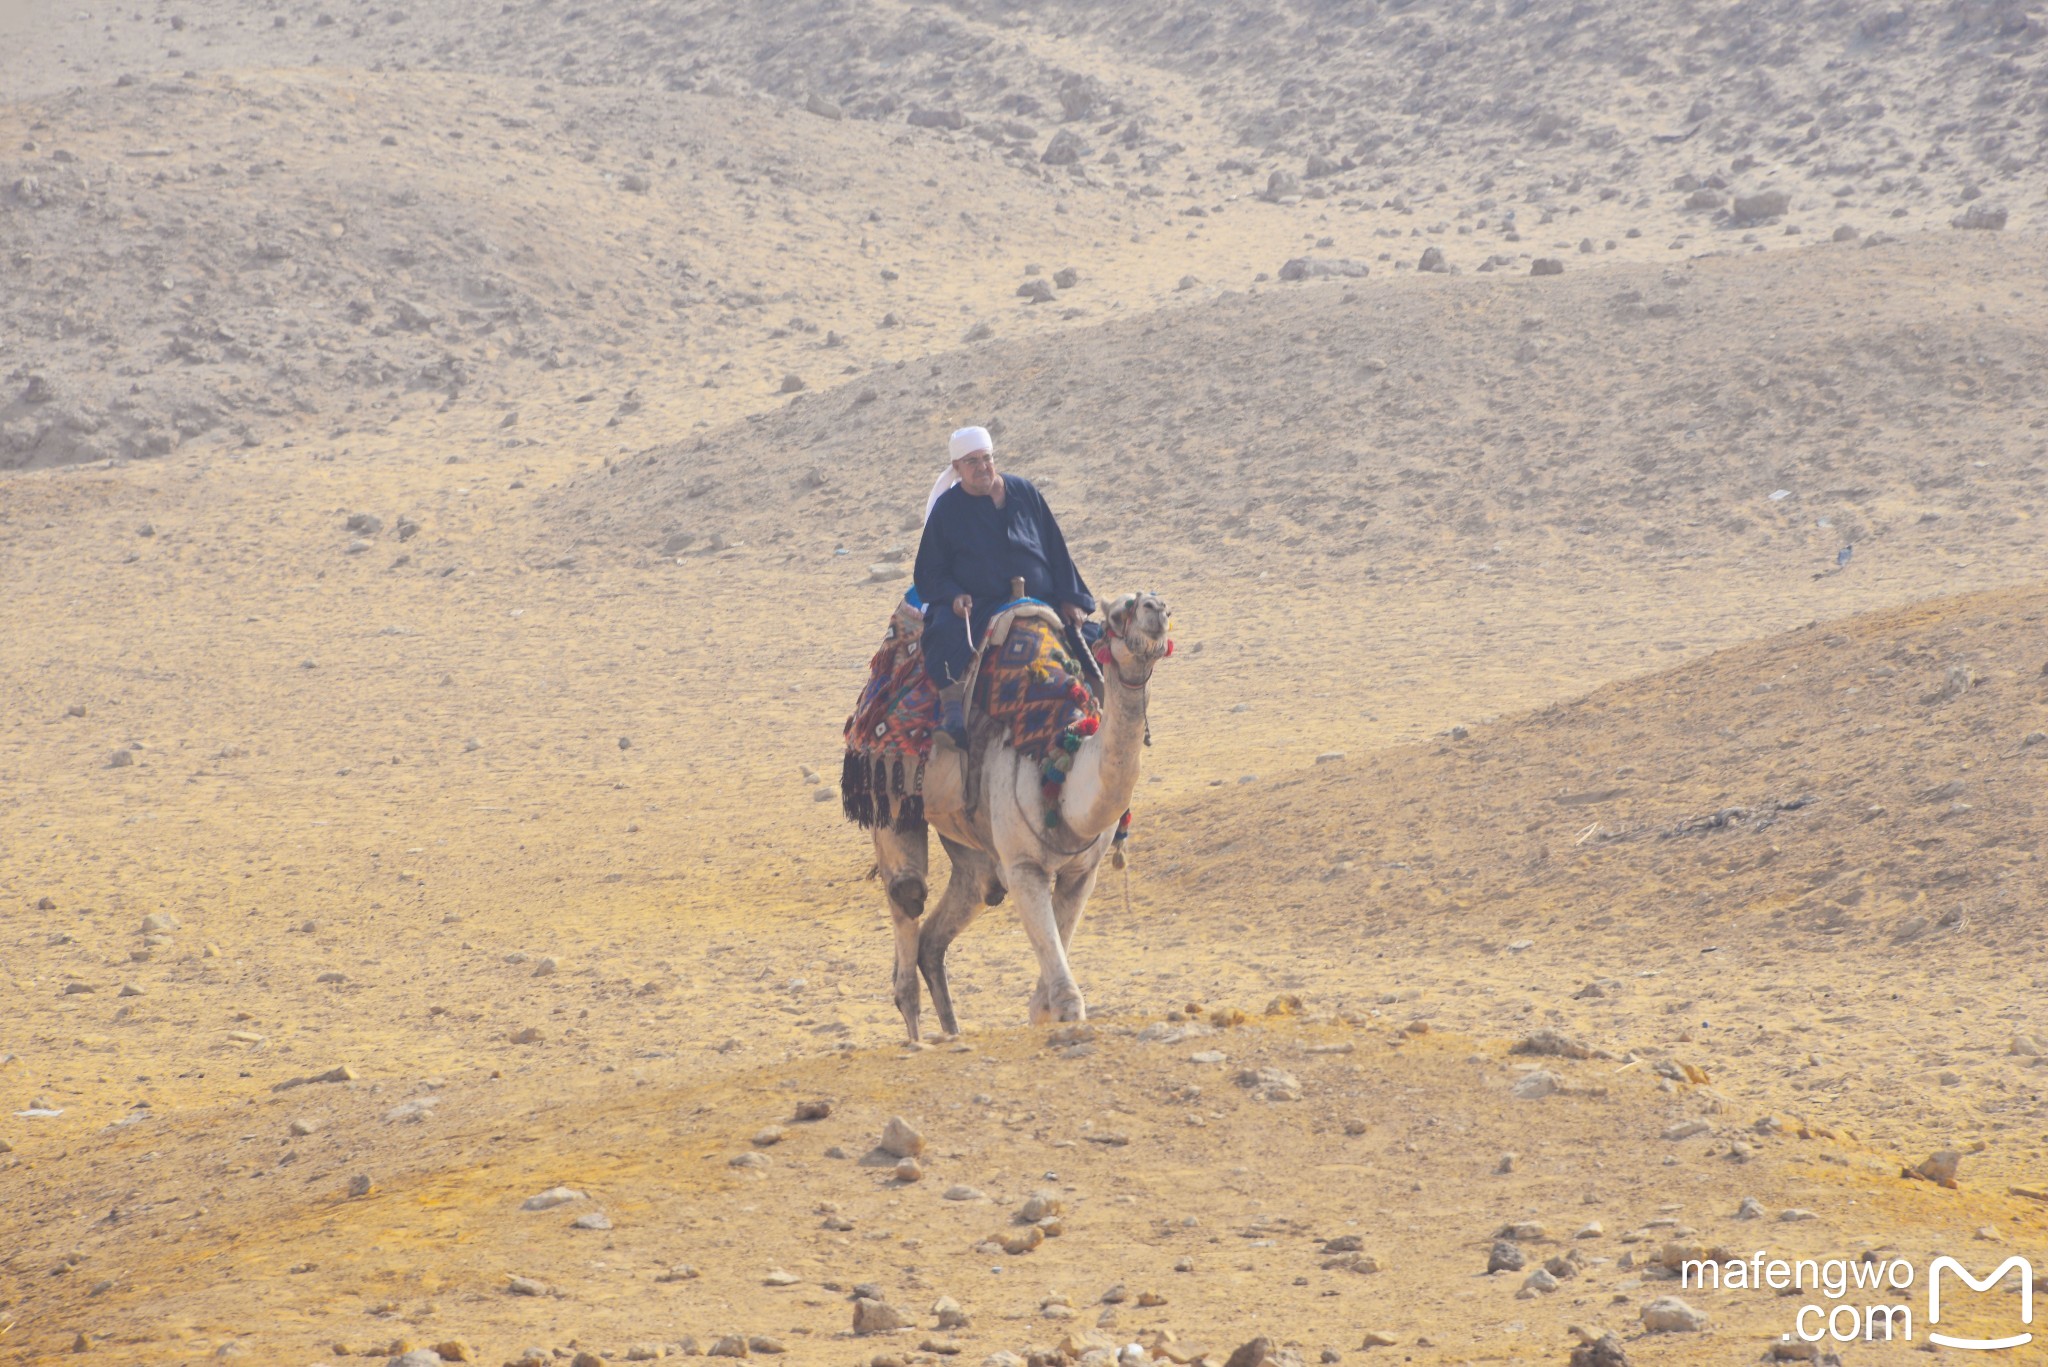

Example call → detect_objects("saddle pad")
974 614 1100 763
841 598 936 831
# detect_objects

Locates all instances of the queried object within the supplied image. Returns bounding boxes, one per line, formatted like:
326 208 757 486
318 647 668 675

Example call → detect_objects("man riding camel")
915 425 1094 750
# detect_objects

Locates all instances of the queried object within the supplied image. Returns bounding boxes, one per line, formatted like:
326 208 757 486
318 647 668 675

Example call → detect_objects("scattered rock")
1512 1029 1596 1060
346 1174 372 1197
1262 170 1301 202
894 1156 923 1182
1952 203 2006 230
1734 190 1789 221
853 1298 910 1334
1512 1070 1562 1099
1530 259 1565 276
804 92 843 121
1279 257 1370 281
1640 1296 1705 1332
1568 1332 1632 1367
793 1099 834 1122
1487 1240 1526 1273
270 1065 355 1093
1042 130 1089 166
907 108 965 131
880 1115 925 1158
1017 279 1055 304
729 1152 769 1170
1917 1149 1962 1185
942 1184 984 1201
705 1336 748 1358
1418 246 1448 273
570 1211 612 1230
506 1276 547 1296
1735 1196 1765 1219
1661 1120 1710 1141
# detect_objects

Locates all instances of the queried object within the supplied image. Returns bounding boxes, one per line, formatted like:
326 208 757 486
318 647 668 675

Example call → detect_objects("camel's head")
1102 591 1172 685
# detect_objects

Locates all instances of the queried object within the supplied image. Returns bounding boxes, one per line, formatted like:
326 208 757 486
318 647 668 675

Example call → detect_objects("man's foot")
934 683 967 753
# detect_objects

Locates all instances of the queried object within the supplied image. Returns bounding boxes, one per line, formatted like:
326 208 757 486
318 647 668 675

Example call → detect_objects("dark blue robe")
914 474 1094 686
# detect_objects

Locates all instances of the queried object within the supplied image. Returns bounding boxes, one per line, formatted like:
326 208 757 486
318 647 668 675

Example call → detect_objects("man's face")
952 449 999 497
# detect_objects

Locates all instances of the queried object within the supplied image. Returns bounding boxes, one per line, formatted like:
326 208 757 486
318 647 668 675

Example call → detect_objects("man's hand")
952 594 973 620
1059 603 1089 630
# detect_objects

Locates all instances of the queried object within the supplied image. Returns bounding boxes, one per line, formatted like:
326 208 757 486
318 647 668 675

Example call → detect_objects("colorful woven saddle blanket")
841 598 936 832
971 609 1101 765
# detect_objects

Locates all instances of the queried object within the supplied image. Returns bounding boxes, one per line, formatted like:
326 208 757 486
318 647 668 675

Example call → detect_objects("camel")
872 591 1170 1041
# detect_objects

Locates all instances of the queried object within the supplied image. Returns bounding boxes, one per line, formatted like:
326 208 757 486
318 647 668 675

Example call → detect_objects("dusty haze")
3 3 2045 1366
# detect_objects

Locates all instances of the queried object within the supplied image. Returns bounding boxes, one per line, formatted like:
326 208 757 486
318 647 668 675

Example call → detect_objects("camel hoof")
1052 992 1087 1024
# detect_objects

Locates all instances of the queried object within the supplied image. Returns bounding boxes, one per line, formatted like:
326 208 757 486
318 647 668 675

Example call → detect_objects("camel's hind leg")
874 823 930 1041
918 836 1000 1037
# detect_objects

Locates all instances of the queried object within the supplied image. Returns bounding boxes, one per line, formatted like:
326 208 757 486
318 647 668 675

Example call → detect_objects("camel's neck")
1061 662 1149 839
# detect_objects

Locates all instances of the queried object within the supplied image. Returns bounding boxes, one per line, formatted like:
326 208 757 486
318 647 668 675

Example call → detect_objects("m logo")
1928 1255 2034 1351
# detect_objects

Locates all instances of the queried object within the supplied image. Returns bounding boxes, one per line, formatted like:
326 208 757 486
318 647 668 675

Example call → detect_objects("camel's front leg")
1052 855 1102 952
1010 862 1084 1025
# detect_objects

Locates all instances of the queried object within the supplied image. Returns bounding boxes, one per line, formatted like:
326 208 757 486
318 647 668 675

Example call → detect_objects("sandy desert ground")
4 1 2047 1365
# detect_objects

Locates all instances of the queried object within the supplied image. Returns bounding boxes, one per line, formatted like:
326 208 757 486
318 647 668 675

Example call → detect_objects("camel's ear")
1104 594 1134 633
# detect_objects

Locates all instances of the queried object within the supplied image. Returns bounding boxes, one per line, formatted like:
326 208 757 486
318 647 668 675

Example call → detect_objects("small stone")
853 1297 910 1334
746 1339 785 1356
933 1295 969 1329
346 1174 372 1197
1223 1338 1277 1367
1019 1191 1063 1222
140 913 182 934
1530 259 1565 276
1417 246 1448 273
1919 1149 1963 1184
894 1156 922 1182
509 1026 544 1044
880 1115 925 1158
1568 1332 1632 1367
706 1337 748 1359
532 957 558 977
1017 279 1055 304
1521 1267 1559 1295
1734 189 1790 220
1640 1296 1706 1332
1952 203 2007 230
1576 1221 1604 1239
654 1264 699 1283
752 1126 784 1147
117 983 144 998
1053 268 1079 289
1661 1120 1710 1141
1512 1070 1561 1099
1495 1154 1515 1174
506 1276 547 1296
2013 1035 2043 1057
433 1341 474 1363
522 1187 583 1211
729 1152 769 1170
942 1184 983 1201
108 748 135 767
1487 1240 1525 1273
1001 1225 1045 1255
570 1211 611 1230
793 1099 834 1121
764 1269 799 1286
779 374 805 394
1359 1331 1398 1348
